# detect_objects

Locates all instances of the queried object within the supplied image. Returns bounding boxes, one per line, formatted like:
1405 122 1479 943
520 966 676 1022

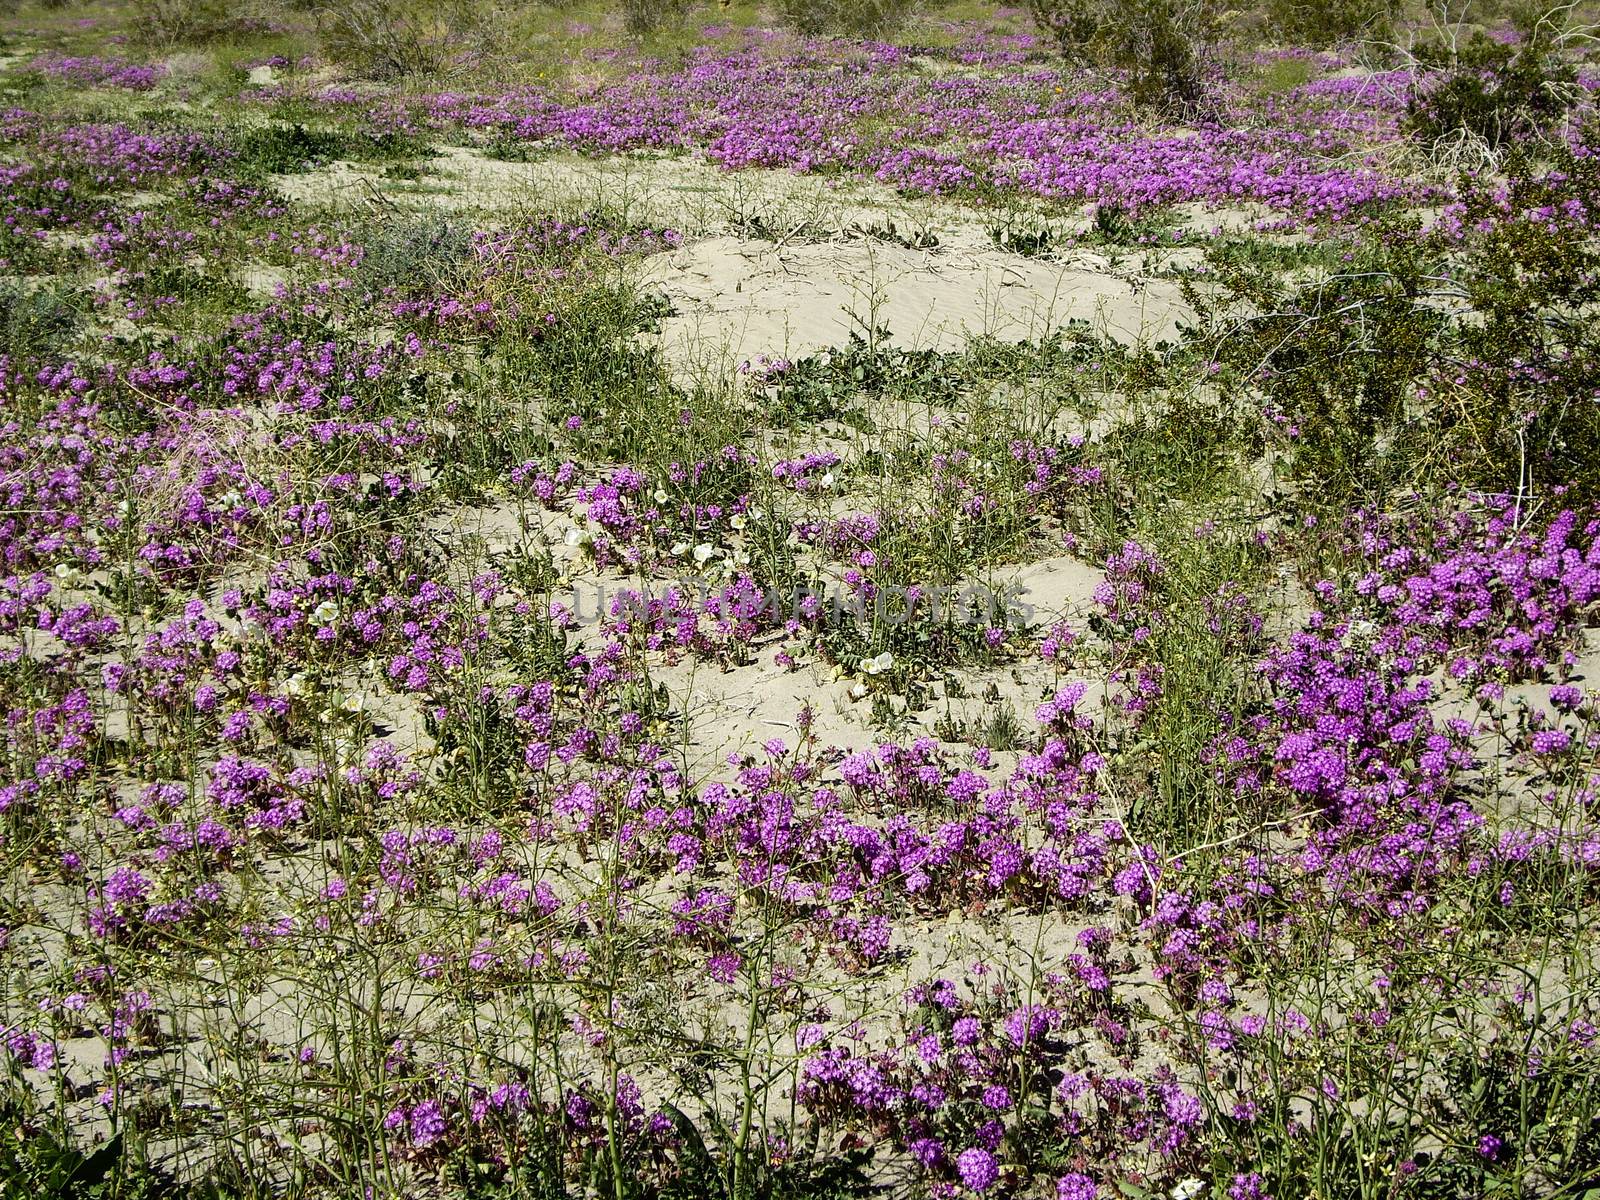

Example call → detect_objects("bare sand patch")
638 232 1188 372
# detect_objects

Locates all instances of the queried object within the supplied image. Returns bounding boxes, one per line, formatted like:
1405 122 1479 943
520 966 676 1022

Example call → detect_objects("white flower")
819 471 836 489
1170 1180 1204 1200
747 506 764 521
564 526 592 548
284 673 307 697
730 513 747 531
692 543 715 565
849 681 868 700
864 651 894 676
53 562 75 581
311 600 339 625
653 488 669 504
671 541 690 557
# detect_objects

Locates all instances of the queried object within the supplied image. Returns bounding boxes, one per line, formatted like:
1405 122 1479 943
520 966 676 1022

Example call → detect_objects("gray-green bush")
1026 0 1222 117
313 0 483 77
775 0 922 37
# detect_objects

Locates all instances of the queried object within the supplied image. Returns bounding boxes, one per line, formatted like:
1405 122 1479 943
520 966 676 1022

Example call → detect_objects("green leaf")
69 1133 123 1190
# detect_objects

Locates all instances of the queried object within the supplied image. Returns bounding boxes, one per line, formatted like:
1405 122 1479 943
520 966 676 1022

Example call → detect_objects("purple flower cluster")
27 54 167 91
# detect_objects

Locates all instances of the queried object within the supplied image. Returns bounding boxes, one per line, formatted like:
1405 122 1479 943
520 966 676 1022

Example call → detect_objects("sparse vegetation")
0 4 1597 1200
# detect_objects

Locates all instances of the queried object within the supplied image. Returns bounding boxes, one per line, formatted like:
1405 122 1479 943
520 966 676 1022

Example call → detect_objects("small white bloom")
730 513 747 531
849 681 868 700
671 541 690 557
284 673 307 697
747 506 764 521
564 526 585 547
653 488 669 504
312 600 339 624
692 543 715 565
53 562 75 581
1170 1180 1204 1200
819 471 836 489
871 651 894 673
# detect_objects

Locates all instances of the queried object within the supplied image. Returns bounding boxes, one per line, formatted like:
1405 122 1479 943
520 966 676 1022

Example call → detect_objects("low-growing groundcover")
1 3 1600 1200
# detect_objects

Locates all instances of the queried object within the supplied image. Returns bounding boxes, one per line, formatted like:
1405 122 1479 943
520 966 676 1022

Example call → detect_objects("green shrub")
354 216 474 297
129 0 233 45
0 283 82 358
1265 0 1398 44
776 0 921 37
231 123 350 175
1026 0 1221 118
1405 17 1579 153
1194 146 1600 504
1442 150 1600 497
230 123 432 176
620 0 690 35
314 0 482 78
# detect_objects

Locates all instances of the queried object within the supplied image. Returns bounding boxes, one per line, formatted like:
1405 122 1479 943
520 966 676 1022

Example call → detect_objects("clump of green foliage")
1405 12 1579 153
617 0 692 35
1265 0 1399 45
129 0 235 46
1195 145 1600 504
309 0 484 77
1026 0 1221 117
776 0 924 37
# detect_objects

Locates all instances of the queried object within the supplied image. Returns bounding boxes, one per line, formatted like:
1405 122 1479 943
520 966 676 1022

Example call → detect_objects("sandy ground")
638 230 1187 372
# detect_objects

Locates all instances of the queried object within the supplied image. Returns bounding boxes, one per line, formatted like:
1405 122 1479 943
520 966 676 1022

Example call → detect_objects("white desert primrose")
860 650 894 676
